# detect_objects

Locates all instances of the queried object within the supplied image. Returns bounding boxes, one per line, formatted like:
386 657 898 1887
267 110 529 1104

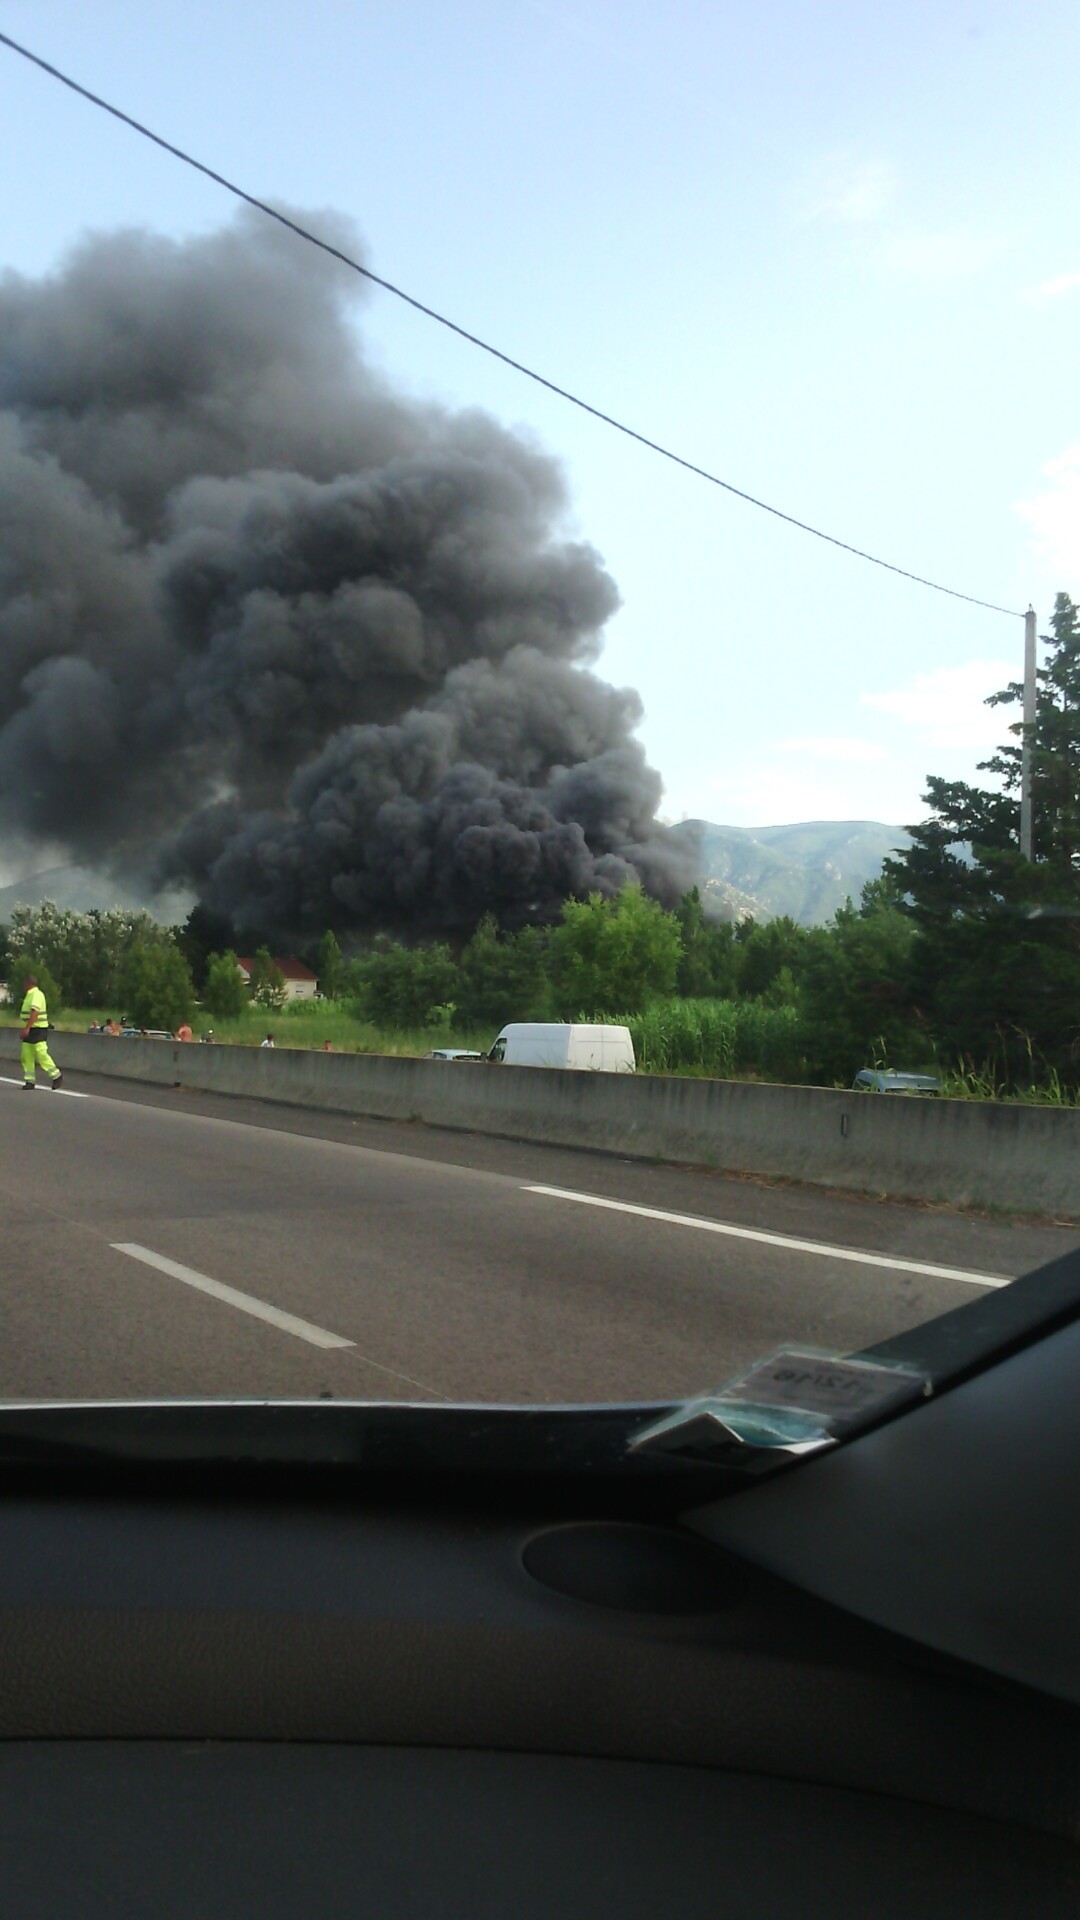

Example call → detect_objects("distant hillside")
671 819 912 925
0 865 194 924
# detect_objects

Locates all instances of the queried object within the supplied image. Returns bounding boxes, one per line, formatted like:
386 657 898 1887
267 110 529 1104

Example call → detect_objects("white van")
486 1023 636 1072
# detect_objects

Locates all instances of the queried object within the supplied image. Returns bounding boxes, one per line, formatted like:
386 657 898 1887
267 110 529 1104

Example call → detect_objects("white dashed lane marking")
111 1242 357 1350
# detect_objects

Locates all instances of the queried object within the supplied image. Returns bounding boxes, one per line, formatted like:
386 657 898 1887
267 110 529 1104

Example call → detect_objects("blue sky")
1 0 1077 830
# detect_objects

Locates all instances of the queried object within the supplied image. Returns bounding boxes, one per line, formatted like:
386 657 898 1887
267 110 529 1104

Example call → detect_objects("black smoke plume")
0 208 693 937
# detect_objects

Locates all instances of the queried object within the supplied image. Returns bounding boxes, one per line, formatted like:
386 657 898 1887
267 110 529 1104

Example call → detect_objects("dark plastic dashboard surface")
6 1743 1078 1920
0 1482 1079 1917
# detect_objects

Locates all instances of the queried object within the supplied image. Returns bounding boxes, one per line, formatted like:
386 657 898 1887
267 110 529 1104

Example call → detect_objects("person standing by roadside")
19 974 62 1091
175 1021 193 1042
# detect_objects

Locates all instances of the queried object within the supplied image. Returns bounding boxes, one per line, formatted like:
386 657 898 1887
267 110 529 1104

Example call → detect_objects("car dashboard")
3 1246 1080 1918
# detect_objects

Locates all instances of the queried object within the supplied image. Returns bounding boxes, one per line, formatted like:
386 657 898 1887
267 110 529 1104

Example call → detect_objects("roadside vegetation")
7 594 1080 1101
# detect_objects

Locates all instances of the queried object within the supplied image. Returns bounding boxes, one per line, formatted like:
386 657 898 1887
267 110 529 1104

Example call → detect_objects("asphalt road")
1 1063 1077 1405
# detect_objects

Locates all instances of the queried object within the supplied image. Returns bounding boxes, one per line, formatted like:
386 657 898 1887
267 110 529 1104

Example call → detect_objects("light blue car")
853 1068 941 1094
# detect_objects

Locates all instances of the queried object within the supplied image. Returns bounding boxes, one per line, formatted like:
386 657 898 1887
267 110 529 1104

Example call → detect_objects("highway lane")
0 1065 1077 1405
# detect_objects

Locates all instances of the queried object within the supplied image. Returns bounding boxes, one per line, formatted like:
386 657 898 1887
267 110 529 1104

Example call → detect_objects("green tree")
7 953 63 1023
350 943 459 1028
857 870 908 916
736 916 811 1000
120 943 195 1033
177 905 236 994
885 595 1080 916
983 591 1080 868
248 947 288 1011
884 591 1080 1081
262 963 289 1011
202 950 248 1021
456 915 549 1027
316 930 344 1001
798 899 922 1084
8 902 173 1007
674 888 739 998
759 964 802 1011
246 948 271 1001
549 885 682 1016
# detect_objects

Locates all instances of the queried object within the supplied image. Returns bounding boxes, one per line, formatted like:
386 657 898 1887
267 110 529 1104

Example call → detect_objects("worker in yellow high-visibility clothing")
19 974 62 1091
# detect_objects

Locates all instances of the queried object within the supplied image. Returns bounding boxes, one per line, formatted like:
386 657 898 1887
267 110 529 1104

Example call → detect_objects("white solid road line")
0 1075 87 1098
110 1242 357 1349
522 1185 1011 1288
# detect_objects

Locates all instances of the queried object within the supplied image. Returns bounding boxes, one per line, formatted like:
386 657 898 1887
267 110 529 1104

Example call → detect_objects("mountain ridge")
669 818 912 925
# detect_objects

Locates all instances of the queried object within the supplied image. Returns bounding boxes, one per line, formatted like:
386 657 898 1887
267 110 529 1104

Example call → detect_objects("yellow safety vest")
20 987 48 1032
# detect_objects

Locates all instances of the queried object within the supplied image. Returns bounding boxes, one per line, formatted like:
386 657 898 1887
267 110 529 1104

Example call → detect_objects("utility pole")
1020 605 1037 862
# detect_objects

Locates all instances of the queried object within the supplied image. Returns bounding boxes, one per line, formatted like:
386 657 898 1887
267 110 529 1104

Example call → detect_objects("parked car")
422 1049 483 1061
853 1068 941 1094
120 1027 173 1040
486 1023 636 1072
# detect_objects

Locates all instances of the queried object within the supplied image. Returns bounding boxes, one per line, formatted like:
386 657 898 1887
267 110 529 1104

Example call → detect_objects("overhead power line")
0 28 1023 620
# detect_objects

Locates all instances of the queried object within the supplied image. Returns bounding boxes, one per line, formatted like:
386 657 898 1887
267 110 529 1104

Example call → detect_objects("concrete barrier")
4 1028 1078 1217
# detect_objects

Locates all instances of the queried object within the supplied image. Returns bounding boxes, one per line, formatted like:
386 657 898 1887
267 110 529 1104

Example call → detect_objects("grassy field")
55 1002 500 1057
52 996 808 1081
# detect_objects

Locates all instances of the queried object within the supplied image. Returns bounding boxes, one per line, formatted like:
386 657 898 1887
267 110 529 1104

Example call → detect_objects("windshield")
0 3 1077 1420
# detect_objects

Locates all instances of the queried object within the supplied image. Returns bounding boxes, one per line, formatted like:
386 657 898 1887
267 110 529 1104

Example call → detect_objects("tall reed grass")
622 998 806 1082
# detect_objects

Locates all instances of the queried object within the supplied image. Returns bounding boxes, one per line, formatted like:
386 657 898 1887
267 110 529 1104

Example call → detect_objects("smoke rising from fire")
0 208 693 936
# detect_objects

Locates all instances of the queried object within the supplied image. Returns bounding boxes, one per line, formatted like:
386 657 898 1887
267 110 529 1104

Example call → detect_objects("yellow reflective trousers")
22 1036 59 1084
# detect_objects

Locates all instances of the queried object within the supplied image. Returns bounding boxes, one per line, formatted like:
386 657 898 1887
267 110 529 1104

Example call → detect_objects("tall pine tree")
885 594 1080 1079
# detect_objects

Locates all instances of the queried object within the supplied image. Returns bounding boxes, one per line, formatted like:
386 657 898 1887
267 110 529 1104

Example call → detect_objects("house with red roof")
235 956 319 1003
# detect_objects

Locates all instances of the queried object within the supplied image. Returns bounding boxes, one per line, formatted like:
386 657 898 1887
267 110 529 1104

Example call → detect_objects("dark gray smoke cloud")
0 208 693 936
